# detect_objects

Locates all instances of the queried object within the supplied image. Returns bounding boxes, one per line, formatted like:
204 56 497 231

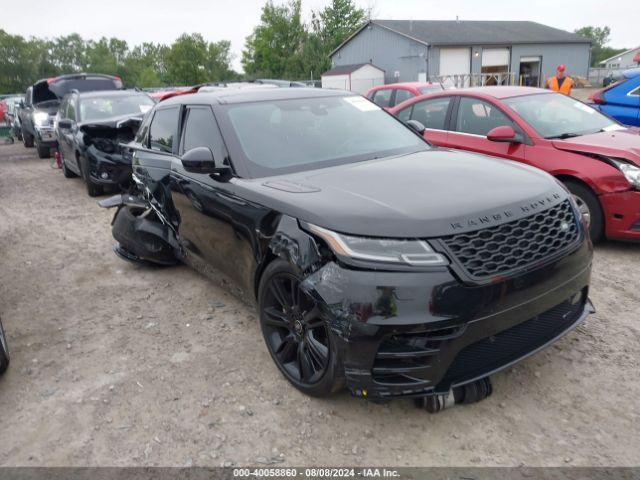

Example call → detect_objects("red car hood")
552 128 640 166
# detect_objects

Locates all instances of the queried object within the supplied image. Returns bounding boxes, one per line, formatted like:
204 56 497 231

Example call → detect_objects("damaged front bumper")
85 145 133 187
301 239 593 401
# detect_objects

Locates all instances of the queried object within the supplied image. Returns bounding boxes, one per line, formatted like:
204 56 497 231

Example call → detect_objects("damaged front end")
98 189 180 266
262 216 594 405
82 117 142 189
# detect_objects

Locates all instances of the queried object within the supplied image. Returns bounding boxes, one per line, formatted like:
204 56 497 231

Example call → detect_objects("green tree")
303 0 365 79
574 26 627 67
165 33 235 85
242 0 307 79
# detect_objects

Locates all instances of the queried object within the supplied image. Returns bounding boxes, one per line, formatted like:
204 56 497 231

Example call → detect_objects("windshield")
80 94 154 122
224 95 429 177
504 93 621 139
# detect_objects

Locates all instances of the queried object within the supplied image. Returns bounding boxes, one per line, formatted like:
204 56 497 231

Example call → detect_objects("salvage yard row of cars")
1 70 639 412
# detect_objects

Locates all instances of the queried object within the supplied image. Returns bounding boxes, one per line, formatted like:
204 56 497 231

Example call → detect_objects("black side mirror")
406 119 426 135
19 101 25 109
58 120 72 130
181 147 230 176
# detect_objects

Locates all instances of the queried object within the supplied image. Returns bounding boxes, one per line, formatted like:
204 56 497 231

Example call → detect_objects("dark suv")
56 89 155 196
19 73 122 158
100 88 594 406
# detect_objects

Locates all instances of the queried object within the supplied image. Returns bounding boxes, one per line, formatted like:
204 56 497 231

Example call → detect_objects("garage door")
482 48 510 68
439 48 471 75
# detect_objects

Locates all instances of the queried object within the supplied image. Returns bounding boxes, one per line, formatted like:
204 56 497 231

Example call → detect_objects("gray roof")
332 20 590 56
321 63 382 76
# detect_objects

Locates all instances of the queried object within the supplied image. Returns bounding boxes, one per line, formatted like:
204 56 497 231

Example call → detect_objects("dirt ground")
0 142 639 467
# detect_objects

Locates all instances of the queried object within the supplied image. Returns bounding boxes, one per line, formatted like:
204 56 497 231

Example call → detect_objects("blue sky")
1 0 637 71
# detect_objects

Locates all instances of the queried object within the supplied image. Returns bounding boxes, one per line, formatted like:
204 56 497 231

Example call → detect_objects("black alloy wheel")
258 259 342 397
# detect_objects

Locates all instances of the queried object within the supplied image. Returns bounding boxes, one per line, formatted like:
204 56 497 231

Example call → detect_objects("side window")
454 97 513 136
67 98 76 121
135 111 153 145
397 106 412 122
372 89 393 108
181 106 228 162
149 107 179 153
410 97 451 130
59 98 68 118
629 86 640 96
394 89 414 106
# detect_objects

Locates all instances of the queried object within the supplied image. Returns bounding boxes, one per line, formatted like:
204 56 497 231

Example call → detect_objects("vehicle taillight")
589 80 623 104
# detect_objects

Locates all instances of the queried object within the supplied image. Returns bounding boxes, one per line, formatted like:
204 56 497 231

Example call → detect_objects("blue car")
590 68 640 126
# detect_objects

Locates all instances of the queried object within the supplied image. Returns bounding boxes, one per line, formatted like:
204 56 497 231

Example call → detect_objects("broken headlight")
306 223 448 267
609 159 640 189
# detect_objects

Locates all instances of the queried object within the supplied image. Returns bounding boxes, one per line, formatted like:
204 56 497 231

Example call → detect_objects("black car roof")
159 87 352 107
74 89 150 99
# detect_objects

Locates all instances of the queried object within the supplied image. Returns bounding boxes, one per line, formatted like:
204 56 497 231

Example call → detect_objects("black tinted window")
149 107 179 153
455 97 512 136
182 107 228 163
411 97 450 130
372 89 392 108
183 107 217 151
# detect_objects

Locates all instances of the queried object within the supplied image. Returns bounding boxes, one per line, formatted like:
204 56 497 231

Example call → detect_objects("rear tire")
564 180 604 242
36 143 50 159
23 131 34 148
258 259 343 397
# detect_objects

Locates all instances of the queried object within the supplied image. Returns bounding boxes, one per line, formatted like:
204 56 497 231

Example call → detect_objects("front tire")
79 155 103 197
23 131 34 148
36 142 50 159
61 154 77 178
258 259 343 397
564 180 604 242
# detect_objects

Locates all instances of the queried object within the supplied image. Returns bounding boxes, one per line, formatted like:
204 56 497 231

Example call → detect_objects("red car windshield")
504 93 621 139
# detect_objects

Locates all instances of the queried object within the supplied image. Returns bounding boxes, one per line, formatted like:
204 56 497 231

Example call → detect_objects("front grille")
439 199 579 280
438 292 585 388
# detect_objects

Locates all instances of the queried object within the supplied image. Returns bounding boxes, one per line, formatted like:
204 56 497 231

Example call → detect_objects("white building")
600 47 640 69
321 63 385 94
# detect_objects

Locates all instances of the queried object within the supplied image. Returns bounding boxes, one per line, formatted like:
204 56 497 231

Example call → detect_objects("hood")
552 128 640 166
236 149 568 238
79 114 144 134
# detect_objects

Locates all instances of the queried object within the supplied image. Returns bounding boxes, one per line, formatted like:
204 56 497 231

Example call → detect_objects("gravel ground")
0 142 639 467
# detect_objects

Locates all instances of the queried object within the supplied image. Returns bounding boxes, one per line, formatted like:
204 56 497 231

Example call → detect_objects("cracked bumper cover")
301 239 593 400
86 145 132 186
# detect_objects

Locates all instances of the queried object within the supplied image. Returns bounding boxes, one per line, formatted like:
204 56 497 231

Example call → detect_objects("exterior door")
446 96 527 161
169 105 260 293
439 48 471 87
396 96 453 146
132 105 182 230
60 97 79 170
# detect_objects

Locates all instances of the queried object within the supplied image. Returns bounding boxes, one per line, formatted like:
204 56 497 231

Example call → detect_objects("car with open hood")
99 87 593 408
19 73 123 158
390 86 640 242
56 89 155 196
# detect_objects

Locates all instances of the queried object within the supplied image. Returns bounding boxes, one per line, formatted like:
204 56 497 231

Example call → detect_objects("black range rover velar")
100 87 594 408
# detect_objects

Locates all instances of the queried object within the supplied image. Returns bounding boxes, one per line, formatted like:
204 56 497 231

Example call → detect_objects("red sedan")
365 82 443 110
390 87 640 242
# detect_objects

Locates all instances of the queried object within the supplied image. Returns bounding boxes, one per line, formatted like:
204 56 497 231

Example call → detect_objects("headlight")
306 223 448 266
609 158 640 189
33 111 49 127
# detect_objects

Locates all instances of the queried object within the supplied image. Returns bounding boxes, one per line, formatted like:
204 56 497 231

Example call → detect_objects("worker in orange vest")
546 64 574 95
